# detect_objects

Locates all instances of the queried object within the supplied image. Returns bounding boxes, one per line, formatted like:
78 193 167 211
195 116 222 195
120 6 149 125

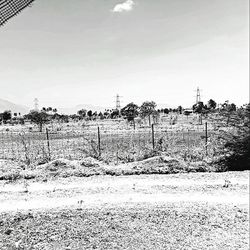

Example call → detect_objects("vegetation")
140 101 157 126
121 102 139 128
214 103 250 171
24 111 49 132
0 110 11 123
207 99 217 109
1 98 249 172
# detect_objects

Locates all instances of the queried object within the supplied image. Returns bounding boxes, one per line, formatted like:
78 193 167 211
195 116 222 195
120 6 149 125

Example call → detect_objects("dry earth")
0 171 249 249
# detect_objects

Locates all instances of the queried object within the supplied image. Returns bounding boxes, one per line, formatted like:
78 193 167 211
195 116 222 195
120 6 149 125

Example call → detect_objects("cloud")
112 0 135 13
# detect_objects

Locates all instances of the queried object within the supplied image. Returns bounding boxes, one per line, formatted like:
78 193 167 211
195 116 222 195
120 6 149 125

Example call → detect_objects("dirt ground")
0 171 249 249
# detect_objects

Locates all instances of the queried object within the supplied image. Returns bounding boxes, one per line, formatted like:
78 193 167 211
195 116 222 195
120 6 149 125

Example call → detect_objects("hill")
0 98 30 115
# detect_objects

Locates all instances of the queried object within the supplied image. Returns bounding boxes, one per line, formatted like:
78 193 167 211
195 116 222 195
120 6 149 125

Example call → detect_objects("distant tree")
229 103 237 112
183 110 192 118
208 99 217 109
192 102 205 124
121 103 139 128
193 101 204 114
103 111 110 118
140 101 157 126
2 110 12 123
87 110 93 119
60 114 69 123
52 108 57 113
177 106 183 114
98 112 104 120
77 109 87 118
110 109 119 119
24 111 49 132
163 108 169 114
221 101 237 112
69 114 80 121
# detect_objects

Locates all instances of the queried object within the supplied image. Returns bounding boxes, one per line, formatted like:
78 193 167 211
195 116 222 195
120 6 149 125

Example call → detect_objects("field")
0 114 220 166
0 113 249 249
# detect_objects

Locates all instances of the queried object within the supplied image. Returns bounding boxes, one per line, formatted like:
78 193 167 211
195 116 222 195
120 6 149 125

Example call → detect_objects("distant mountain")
0 98 30 115
58 104 111 115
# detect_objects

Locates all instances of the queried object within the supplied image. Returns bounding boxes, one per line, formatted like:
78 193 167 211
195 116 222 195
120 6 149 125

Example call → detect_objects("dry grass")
0 153 216 181
0 203 248 250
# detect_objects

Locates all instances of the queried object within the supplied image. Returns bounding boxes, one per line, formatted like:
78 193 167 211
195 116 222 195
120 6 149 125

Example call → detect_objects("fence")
0 122 212 165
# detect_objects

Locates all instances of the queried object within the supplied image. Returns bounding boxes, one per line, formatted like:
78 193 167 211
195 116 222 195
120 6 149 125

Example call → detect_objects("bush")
217 104 250 171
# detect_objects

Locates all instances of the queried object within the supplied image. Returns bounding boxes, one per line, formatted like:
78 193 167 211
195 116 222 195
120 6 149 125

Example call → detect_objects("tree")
140 101 157 126
193 102 204 113
2 110 12 123
208 99 217 109
25 111 49 132
77 109 87 119
177 106 183 114
215 103 250 171
163 108 169 114
98 112 104 120
229 103 237 112
87 110 93 119
110 109 119 119
121 103 139 128
183 110 192 118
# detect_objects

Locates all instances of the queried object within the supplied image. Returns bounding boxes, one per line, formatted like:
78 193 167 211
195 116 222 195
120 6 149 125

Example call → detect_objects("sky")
0 0 249 109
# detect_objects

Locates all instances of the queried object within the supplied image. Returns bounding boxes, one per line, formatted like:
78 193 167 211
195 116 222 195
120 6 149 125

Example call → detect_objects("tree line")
0 99 244 132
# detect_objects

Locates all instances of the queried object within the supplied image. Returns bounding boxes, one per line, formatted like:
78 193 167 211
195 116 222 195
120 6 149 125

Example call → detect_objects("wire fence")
0 0 35 26
0 122 214 165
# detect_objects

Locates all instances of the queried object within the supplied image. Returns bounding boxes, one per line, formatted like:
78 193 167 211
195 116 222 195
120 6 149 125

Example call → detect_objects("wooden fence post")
205 122 208 155
152 124 155 149
97 126 101 157
46 128 51 161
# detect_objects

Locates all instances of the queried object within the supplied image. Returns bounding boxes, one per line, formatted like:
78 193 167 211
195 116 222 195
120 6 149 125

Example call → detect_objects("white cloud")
112 0 135 13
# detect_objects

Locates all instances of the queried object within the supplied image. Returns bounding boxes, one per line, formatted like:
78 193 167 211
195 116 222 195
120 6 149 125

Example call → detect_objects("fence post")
97 126 101 157
152 124 155 149
46 128 51 161
205 122 208 155
200 114 203 125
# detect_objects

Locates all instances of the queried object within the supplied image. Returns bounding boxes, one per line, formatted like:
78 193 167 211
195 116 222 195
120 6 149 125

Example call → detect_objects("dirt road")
0 171 249 249
0 171 249 212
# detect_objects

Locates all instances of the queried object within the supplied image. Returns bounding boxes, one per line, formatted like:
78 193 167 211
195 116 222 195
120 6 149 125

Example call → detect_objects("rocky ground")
0 170 249 249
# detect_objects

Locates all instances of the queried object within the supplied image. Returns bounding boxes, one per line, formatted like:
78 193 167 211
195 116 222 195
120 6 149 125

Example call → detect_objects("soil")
0 171 249 249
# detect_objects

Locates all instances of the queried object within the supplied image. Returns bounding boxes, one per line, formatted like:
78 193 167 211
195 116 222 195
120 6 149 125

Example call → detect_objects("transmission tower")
115 94 122 111
196 87 201 104
34 98 39 111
